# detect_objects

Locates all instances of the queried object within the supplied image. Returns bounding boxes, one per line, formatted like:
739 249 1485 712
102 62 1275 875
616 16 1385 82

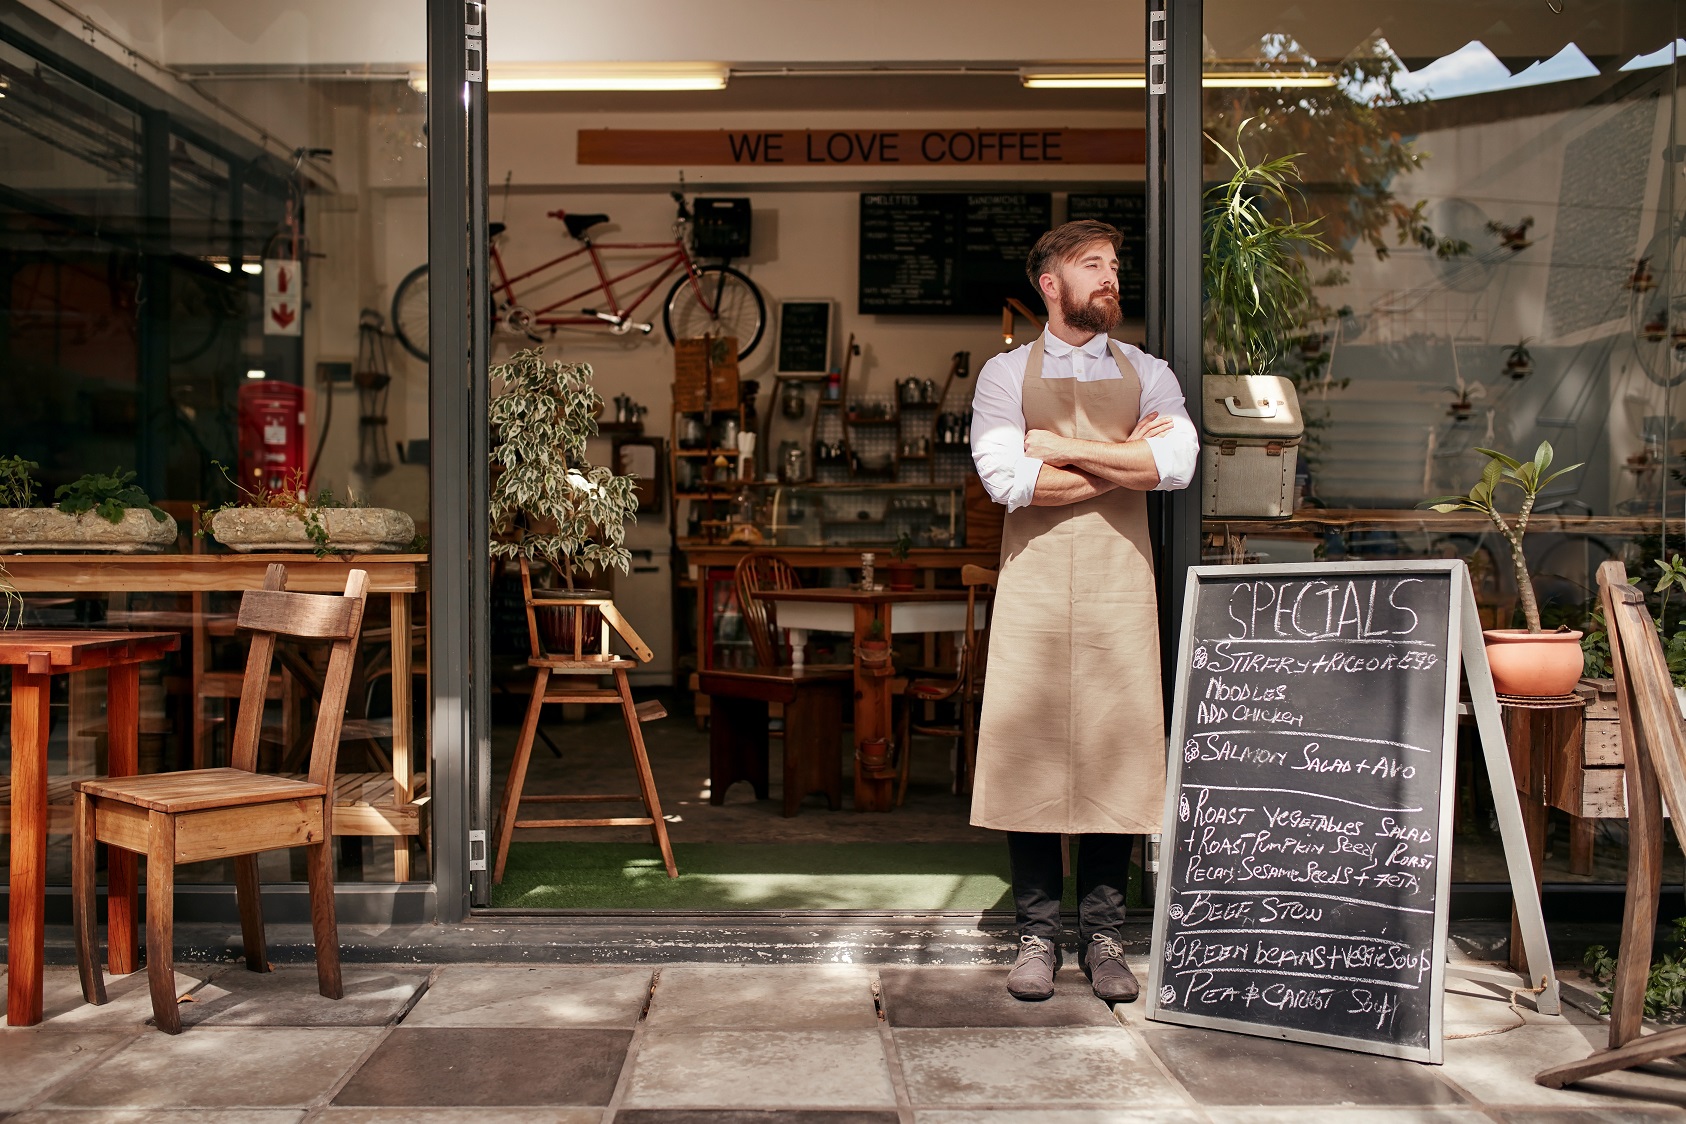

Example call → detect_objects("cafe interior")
0 0 1682 925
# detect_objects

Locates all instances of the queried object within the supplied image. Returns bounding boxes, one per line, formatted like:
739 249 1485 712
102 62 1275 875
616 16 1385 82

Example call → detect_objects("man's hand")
1129 411 1175 442
1024 429 1071 465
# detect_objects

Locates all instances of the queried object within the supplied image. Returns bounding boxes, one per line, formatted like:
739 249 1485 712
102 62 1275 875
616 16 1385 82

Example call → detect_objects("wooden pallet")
0 771 427 840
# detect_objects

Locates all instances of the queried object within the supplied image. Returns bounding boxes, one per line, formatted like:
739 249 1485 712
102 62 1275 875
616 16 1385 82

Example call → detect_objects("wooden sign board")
1147 559 1556 1064
673 336 739 412
578 128 1144 166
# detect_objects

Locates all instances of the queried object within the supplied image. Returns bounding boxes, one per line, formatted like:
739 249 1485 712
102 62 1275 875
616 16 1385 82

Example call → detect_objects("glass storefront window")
0 7 432 890
1203 1 1684 886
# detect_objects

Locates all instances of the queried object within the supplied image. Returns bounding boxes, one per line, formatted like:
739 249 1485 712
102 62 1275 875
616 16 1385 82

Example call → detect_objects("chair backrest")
735 553 800 668
960 565 998 689
519 557 653 664
230 563 370 789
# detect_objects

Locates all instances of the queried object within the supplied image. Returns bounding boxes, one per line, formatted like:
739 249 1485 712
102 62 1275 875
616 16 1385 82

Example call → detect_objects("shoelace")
1090 933 1125 961
1015 934 1056 967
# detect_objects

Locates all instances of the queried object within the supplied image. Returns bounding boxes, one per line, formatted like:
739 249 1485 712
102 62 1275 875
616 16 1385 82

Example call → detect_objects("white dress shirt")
970 329 1199 512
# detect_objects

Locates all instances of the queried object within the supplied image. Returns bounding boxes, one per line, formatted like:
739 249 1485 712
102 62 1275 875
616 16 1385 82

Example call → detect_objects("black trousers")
1007 831 1132 942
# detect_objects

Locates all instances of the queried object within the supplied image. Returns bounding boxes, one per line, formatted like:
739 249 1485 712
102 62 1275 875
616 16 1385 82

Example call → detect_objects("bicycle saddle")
562 213 609 240
488 221 506 238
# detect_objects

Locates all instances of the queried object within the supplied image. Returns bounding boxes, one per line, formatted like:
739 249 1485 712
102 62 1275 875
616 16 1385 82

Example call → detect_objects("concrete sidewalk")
2 956 1683 1122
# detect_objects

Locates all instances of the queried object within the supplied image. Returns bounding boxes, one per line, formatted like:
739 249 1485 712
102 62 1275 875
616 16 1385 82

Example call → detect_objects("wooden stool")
701 667 851 816
490 561 676 883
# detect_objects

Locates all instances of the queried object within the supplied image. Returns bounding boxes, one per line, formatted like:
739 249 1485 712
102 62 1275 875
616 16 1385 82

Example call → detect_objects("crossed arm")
1024 412 1176 507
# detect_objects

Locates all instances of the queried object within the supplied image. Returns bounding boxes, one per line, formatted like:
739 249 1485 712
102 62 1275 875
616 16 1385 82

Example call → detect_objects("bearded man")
969 220 1199 1002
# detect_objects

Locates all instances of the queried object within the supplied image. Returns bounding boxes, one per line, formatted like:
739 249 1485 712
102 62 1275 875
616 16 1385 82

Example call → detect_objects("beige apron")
970 337 1166 835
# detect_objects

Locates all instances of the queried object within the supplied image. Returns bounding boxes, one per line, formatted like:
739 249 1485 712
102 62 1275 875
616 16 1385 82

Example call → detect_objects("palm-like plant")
1202 119 1331 376
489 347 638 591
1419 441 1583 633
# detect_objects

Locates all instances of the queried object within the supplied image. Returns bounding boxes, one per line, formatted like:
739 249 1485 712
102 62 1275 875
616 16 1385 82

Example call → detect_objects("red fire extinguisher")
237 381 307 496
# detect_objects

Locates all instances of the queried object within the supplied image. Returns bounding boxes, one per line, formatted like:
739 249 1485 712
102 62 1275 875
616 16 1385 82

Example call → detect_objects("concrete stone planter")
0 507 177 553
209 507 415 553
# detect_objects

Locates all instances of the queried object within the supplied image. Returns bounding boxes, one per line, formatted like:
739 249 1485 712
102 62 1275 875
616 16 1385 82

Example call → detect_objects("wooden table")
3 629 178 1027
760 588 979 812
1 554 428 879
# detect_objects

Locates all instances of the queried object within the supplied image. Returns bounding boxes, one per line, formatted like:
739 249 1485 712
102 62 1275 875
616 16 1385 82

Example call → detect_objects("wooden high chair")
72 563 369 1033
491 558 676 883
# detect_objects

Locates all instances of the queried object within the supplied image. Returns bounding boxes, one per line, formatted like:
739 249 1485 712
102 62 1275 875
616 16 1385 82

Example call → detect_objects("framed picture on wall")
614 436 665 513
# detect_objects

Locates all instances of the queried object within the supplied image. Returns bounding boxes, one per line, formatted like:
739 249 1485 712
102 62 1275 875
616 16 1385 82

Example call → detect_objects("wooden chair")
735 552 800 667
72 563 370 1034
895 564 995 804
491 558 676 883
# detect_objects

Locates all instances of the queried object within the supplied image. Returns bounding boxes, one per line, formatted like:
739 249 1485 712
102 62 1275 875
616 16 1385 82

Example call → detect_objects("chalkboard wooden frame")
1145 559 1556 1064
776 298 835 375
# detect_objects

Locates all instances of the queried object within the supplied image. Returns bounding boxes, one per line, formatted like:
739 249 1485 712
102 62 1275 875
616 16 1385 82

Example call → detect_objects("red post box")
237 381 307 496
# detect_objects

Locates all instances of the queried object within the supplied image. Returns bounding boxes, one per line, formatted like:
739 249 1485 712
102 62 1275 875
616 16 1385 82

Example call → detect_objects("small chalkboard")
1147 560 1464 1063
776 299 834 374
858 193 1049 315
1066 192 1147 319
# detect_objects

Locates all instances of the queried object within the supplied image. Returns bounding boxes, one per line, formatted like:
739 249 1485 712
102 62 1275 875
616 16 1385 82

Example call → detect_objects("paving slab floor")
2 959 1686 1122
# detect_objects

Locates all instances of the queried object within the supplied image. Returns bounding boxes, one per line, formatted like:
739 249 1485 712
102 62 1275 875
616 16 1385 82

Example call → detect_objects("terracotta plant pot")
1483 629 1586 697
856 737 897 779
857 639 892 667
883 561 917 592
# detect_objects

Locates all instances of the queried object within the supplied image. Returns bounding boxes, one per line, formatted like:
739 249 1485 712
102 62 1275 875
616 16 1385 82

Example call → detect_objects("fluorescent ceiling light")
409 63 727 93
246 369 266 380
1020 67 1334 89
241 262 263 275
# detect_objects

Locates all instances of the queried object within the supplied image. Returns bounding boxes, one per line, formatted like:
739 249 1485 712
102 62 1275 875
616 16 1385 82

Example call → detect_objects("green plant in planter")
1585 916 1686 1022
890 531 912 562
1201 120 1331 377
1582 556 1686 687
489 347 637 592
0 455 40 508
56 469 168 524
199 463 352 559
1419 442 1583 633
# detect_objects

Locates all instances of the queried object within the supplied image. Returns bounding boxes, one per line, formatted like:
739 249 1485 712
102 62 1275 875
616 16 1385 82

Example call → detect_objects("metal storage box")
1200 374 1303 519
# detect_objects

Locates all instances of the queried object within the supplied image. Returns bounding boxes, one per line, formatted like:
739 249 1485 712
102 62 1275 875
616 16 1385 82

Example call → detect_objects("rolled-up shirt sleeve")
970 352 1043 511
1136 352 1200 492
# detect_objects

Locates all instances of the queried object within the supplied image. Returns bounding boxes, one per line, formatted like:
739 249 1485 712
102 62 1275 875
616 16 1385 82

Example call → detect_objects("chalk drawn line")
1198 637 1435 647
1167 927 1412 947
1184 783 1424 814
1169 966 1421 990
1194 729 1432 754
1172 887 1434 915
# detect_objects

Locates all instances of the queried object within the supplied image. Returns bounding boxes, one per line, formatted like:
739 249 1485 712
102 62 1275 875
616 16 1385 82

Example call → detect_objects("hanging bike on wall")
389 187 766 364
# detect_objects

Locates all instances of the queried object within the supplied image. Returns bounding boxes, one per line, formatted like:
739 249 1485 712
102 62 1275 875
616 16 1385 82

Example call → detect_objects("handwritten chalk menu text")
858 193 1049 315
1148 564 1459 1061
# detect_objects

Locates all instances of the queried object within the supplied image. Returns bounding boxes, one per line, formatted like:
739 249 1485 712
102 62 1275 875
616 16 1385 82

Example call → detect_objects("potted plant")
1503 339 1533 380
205 466 413 556
883 531 917 592
1420 441 1586 696
489 346 637 596
0 460 176 552
856 616 893 673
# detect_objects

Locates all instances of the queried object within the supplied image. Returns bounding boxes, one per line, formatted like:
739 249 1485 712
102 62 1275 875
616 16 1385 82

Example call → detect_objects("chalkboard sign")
1147 560 1462 1063
776 299 834 373
1066 192 1147 319
858 193 1050 315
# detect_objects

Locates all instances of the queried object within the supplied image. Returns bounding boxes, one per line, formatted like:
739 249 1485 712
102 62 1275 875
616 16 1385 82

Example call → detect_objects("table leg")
852 603 895 813
105 662 141 975
390 592 413 883
789 628 807 672
8 667 51 1026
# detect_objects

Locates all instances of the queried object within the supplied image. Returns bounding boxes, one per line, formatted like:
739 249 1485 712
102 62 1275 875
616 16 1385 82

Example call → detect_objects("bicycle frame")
489 234 720 327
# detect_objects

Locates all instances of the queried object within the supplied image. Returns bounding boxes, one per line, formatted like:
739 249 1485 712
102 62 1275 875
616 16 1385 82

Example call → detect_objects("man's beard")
1060 286 1122 334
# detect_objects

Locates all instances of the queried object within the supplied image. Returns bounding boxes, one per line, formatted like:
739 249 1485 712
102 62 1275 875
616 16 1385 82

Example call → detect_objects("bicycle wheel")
663 265 766 360
391 263 431 362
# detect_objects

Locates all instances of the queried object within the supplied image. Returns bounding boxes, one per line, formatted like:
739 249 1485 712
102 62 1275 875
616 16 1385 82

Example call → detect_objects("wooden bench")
700 667 852 817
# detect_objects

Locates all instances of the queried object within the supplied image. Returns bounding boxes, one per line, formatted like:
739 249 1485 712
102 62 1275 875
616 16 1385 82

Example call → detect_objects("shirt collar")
1041 328 1110 359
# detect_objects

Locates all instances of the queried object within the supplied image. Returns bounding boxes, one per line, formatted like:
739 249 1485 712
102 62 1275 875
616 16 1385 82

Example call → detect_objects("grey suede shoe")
1005 934 1061 1001
1083 932 1140 1003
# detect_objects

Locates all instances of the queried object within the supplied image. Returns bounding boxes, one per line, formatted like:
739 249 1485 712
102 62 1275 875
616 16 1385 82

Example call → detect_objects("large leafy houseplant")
489 347 637 591
1202 120 1330 378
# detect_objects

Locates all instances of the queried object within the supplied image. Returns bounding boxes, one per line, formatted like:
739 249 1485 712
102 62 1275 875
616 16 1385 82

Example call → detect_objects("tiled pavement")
3 958 1686 1122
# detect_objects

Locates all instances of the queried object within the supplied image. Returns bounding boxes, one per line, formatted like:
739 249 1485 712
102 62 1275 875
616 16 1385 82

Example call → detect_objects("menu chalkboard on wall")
776 300 834 373
1147 561 1462 1063
1067 191 1147 319
859 193 1050 315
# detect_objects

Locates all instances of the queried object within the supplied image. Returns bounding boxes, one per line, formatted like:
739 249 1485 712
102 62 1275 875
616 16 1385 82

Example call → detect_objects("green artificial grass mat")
491 841 1144 912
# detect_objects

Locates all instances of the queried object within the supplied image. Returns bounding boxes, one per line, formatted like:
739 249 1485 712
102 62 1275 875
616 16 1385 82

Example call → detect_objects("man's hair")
1024 220 1123 289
